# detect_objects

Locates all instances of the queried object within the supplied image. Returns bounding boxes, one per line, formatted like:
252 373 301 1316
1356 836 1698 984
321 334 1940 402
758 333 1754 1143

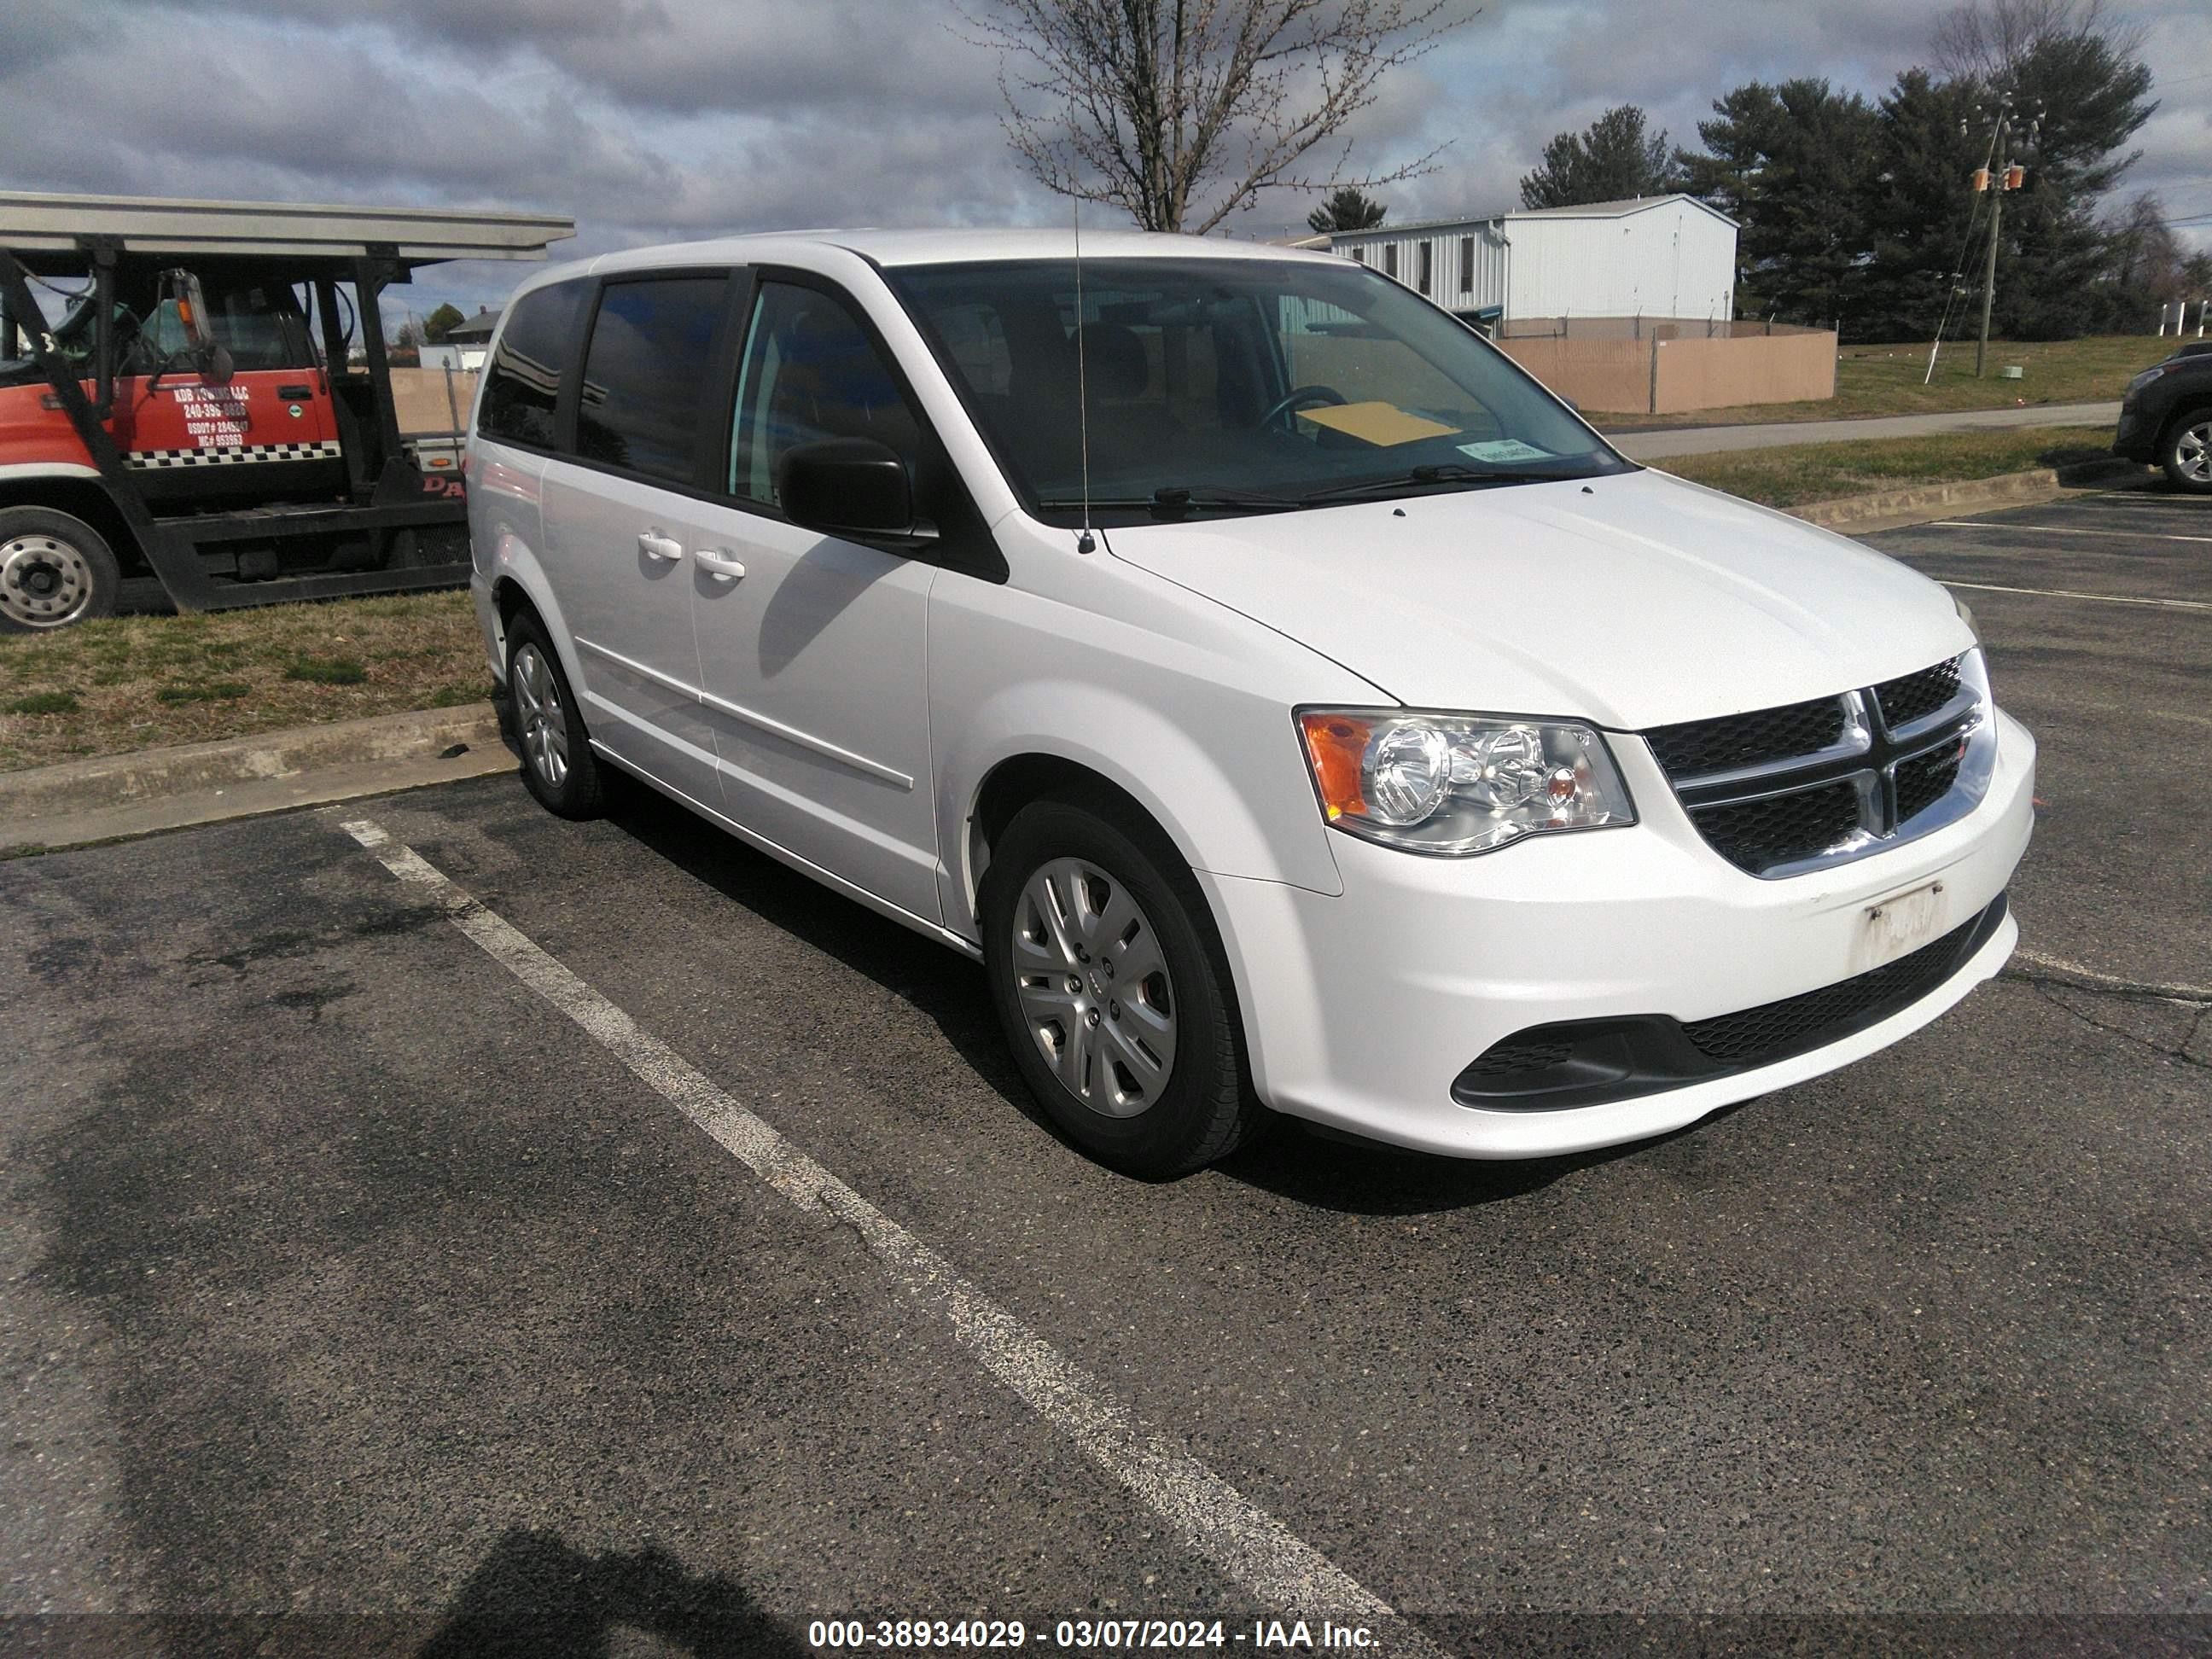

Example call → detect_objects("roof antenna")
1072 195 1096 555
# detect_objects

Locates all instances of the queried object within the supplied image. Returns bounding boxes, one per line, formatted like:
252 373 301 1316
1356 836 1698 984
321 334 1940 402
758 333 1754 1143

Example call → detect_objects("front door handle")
692 548 747 583
637 530 684 562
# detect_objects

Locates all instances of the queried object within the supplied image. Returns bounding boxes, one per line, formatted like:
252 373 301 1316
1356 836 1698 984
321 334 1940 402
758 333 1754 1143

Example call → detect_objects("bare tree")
1931 0 2144 85
958 0 1478 235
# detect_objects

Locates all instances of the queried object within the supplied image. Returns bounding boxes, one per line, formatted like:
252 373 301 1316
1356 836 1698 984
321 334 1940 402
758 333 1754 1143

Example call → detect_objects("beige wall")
1495 327 1837 414
1493 337 1653 414
377 332 1837 435
1648 331 1836 414
387 366 477 434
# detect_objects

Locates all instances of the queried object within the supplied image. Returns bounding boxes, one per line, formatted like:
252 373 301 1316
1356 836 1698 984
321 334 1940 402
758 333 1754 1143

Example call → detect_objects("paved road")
1610 401 2122 461
3 486 2207 1655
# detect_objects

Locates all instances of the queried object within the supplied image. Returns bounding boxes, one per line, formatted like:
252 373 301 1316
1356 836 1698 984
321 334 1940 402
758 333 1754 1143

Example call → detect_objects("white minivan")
464 230 2033 1178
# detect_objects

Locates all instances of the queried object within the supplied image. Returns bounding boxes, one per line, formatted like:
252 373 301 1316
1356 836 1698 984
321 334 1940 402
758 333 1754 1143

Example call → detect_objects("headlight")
1297 708 1636 855
2124 365 2167 397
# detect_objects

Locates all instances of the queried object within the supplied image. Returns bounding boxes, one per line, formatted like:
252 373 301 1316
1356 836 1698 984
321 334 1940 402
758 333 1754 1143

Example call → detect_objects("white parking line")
1936 579 2211 612
1925 521 2212 543
2011 948 2212 1008
336 815 1441 1655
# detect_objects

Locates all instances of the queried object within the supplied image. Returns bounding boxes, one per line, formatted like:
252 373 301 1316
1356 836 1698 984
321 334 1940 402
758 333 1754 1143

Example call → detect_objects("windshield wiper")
1295 464 1575 505
1034 486 1300 521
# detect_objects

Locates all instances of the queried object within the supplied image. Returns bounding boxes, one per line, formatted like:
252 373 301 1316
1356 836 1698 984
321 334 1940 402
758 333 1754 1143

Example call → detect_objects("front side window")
726 282 924 507
576 275 728 483
888 257 1628 526
480 279 585 449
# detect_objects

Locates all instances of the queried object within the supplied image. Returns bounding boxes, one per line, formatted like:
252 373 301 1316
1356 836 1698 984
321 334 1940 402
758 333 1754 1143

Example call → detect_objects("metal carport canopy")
0 190 574 265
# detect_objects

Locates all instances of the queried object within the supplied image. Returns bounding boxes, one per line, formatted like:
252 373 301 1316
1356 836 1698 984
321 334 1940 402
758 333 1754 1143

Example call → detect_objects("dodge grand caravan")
463 230 2034 1178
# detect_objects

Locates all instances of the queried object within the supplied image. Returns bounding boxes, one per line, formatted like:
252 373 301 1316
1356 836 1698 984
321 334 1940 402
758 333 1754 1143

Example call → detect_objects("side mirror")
160 270 217 352
774 437 925 541
159 269 233 384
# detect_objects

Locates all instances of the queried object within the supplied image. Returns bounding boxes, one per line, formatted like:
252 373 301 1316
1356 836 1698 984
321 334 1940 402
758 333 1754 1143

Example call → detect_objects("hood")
1102 469 1973 731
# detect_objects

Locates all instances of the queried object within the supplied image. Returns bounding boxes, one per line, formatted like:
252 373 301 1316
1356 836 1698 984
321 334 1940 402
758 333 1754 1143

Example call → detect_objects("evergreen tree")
1976 14 2157 336
1307 188 1388 235
1677 79 1881 329
1855 68 1985 341
1518 106 1679 210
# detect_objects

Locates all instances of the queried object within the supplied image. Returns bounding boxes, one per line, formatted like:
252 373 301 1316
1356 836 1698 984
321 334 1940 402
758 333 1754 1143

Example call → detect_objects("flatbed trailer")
0 192 573 628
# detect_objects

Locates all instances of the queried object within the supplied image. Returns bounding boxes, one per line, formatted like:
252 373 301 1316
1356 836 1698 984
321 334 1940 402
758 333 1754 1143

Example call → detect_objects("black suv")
2113 341 2212 493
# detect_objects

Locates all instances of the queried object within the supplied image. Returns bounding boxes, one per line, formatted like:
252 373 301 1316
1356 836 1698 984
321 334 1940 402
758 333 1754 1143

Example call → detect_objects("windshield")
887 256 1632 523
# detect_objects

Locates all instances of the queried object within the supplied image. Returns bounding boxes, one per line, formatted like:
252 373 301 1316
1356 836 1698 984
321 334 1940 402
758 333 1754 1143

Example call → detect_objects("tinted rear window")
479 280 585 449
577 276 728 484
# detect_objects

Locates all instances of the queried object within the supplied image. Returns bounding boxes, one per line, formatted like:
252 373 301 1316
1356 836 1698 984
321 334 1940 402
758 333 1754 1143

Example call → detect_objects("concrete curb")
1 704 512 854
1785 459 2145 530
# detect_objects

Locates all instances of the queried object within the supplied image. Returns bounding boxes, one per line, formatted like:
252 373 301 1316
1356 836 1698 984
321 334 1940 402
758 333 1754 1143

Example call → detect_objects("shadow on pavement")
604 781 1742 1215
416 1528 804 1658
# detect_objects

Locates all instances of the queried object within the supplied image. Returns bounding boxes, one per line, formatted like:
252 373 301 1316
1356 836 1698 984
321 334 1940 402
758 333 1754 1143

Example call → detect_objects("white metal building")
1326 195 1738 324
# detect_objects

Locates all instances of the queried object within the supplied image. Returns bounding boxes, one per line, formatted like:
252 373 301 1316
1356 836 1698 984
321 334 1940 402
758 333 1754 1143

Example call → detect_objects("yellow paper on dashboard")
1294 400 1462 446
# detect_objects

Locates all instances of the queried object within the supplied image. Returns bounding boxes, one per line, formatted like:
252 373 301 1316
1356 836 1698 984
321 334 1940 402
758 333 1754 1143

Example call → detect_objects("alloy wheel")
512 642 569 789
1009 857 1178 1117
2179 422 2212 485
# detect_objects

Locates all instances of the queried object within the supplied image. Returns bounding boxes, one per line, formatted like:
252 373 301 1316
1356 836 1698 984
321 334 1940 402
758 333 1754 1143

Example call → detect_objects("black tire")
504 611 607 819
2160 406 2212 494
0 506 121 632
980 792 1263 1179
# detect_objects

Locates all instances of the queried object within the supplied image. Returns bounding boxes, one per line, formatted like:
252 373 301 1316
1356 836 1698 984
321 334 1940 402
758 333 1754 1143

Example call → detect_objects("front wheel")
980 796 1261 1179
0 507 120 632
2162 408 2212 493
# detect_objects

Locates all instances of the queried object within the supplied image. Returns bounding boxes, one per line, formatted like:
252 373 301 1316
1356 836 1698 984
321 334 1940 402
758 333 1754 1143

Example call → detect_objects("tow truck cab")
0 192 573 629
0 261 343 510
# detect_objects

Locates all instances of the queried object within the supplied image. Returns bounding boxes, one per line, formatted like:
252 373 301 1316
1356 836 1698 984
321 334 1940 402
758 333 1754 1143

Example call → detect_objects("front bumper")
2113 398 2155 462
1199 708 2036 1159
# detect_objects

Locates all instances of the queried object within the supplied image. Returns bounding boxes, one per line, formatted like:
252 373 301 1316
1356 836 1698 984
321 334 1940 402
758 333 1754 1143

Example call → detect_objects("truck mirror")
160 270 218 352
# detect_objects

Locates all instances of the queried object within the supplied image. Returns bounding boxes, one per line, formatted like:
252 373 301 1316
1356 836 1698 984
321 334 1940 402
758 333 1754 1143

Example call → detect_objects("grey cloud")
2 0 2202 311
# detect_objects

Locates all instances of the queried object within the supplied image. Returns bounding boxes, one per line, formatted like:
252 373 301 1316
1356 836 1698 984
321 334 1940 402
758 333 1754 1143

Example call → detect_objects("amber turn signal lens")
1299 712 1371 820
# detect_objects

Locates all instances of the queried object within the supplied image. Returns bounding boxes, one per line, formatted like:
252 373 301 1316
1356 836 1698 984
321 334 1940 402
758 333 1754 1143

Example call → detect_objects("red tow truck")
0 192 572 630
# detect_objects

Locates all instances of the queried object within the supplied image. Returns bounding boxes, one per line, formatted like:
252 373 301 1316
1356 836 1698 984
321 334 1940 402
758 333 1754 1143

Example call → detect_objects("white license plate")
1853 879 1951 972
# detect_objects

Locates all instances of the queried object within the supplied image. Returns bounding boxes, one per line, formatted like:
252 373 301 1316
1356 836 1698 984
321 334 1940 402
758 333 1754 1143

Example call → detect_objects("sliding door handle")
637 531 684 562
692 548 747 583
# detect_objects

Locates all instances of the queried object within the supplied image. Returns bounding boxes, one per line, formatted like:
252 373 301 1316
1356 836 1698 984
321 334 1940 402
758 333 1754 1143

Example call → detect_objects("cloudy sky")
3 0 2206 325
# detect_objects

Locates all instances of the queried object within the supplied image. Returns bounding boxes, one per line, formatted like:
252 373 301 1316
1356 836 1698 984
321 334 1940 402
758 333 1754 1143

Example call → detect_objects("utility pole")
1970 95 2040 379
1976 179 2003 378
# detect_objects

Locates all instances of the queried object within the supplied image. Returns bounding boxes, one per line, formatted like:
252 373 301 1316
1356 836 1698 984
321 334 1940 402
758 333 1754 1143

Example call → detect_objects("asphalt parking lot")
3 483 2208 1656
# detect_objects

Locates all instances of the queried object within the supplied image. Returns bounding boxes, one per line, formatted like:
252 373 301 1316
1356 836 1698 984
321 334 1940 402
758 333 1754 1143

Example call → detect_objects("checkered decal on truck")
124 440 344 469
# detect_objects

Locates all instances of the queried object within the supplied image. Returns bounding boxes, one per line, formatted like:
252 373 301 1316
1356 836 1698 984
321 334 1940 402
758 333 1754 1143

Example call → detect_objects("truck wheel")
0 508 121 632
980 794 1262 1179
505 613 607 820
2160 409 2212 494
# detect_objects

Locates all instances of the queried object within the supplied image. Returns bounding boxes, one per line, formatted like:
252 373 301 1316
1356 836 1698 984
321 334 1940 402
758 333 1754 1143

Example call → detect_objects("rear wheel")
980 795 1261 1179
2161 408 2212 493
505 613 607 819
0 508 120 632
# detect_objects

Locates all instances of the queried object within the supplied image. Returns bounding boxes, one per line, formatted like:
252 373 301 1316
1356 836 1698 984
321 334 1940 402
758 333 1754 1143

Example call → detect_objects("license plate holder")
1854 879 1950 972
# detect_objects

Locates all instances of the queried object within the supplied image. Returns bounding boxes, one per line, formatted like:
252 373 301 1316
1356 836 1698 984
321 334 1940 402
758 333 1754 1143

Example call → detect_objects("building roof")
1328 193 1738 242
442 310 500 343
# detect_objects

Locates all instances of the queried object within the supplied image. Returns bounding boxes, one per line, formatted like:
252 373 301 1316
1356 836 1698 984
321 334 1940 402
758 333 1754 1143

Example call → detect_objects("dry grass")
1598 335 2172 430
1660 425 2116 509
0 590 490 772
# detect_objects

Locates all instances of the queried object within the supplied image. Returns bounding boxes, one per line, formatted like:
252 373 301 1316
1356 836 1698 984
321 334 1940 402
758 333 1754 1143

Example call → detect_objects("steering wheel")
1257 383 1348 430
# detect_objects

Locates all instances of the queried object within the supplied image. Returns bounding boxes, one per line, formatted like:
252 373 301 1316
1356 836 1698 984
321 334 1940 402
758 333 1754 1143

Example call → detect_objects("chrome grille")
1640 653 1994 878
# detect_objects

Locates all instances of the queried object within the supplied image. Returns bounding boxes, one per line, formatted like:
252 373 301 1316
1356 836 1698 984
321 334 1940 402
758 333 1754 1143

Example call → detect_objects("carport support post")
351 256 408 475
